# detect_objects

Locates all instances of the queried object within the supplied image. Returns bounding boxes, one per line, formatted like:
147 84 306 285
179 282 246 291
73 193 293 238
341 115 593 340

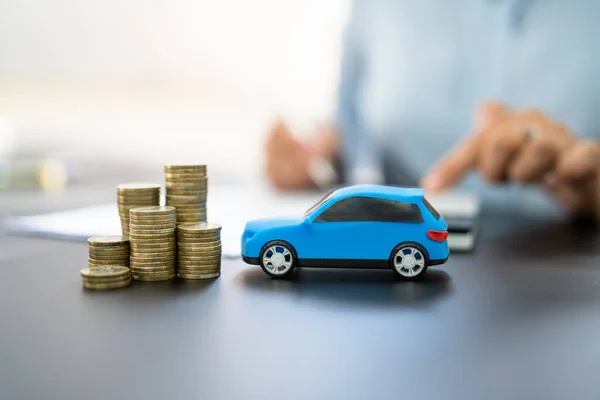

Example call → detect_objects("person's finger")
475 101 511 131
507 135 559 182
555 139 600 183
478 119 525 182
421 101 510 192
420 134 481 192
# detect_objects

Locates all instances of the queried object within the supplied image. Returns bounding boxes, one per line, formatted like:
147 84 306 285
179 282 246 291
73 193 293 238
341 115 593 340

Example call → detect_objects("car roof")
330 184 425 202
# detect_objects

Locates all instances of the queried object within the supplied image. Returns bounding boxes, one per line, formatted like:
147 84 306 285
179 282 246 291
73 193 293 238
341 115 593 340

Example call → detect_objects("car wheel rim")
262 244 293 275
393 246 425 277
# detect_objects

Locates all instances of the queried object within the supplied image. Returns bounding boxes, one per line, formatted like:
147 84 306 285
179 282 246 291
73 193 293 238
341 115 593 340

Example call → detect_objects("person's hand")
421 102 600 220
264 118 339 191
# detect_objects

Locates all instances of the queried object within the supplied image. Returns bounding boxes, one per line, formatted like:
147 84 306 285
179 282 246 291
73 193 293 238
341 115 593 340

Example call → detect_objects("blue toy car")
241 184 449 279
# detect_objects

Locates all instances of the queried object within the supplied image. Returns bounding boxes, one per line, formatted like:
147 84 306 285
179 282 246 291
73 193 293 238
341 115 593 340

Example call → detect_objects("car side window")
314 196 423 223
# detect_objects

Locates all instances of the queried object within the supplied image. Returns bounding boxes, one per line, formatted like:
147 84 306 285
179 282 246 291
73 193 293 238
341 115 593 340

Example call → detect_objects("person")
264 0 600 221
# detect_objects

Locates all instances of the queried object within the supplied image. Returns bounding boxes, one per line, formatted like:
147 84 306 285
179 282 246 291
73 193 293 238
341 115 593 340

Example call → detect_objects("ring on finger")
523 125 539 141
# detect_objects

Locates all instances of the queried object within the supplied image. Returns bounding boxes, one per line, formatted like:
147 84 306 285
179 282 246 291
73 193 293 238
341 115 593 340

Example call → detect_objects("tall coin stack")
164 165 208 225
117 183 161 236
128 206 177 281
88 236 130 268
81 265 132 290
176 223 222 280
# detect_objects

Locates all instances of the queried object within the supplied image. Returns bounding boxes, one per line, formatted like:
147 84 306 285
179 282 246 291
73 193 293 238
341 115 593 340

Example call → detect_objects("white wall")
0 0 349 175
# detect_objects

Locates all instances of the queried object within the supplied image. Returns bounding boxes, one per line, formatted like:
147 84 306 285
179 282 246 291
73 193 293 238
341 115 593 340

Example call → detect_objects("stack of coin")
129 206 177 281
88 235 130 268
164 165 208 225
81 265 132 290
117 183 161 236
177 223 222 279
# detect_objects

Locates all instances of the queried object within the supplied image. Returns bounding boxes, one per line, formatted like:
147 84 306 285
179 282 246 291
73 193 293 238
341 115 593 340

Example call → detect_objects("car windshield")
304 190 335 217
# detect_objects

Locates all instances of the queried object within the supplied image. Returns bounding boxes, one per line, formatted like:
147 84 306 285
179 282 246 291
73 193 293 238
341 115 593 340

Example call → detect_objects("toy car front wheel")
390 243 428 280
259 241 297 278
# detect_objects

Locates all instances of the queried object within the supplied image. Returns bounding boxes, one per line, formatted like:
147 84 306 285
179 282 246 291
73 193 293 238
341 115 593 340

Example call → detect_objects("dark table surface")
2 184 600 400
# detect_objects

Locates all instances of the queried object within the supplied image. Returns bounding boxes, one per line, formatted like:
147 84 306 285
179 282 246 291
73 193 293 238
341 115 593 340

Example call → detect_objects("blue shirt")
336 0 600 215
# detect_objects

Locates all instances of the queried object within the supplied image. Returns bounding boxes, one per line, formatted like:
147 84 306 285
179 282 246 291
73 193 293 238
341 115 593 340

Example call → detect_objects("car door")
302 196 376 261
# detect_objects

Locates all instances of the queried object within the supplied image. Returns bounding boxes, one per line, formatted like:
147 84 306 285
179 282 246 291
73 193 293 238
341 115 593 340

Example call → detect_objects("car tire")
389 242 429 280
259 240 298 279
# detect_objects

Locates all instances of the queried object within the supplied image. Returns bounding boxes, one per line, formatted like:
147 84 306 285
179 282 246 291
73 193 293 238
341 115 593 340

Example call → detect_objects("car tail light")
427 230 448 242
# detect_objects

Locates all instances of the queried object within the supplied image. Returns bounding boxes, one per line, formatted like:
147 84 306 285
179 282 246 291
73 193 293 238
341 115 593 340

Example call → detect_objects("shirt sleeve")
334 0 384 185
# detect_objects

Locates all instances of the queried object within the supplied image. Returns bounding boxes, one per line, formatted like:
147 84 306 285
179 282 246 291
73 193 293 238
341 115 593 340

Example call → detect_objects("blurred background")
0 0 349 187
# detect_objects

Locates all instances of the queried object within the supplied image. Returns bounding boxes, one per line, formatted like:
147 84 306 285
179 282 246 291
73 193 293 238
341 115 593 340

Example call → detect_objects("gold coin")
164 164 206 170
130 265 175 273
119 203 158 210
87 249 129 256
176 217 208 223
177 272 220 280
165 188 207 196
117 193 160 199
128 216 177 223
129 227 176 234
174 213 207 219
128 232 176 240
177 248 221 256
88 241 129 247
133 272 176 281
165 181 207 188
165 179 207 186
128 237 176 245
166 197 207 205
129 217 176 225
130 253 175 260
82 275 131 284
87 236 129 247
117 183 161 191
83 279 131 290
177 256 221 263
81 265 130 278
177 223 221 233
177 259 221 266
88 260 128 267
129 225 175 235
177 245 222 253
130 253 176 260
176 228 217 235
88 256 129 263
165 176 208 182
176 234 219 242
129 206 176 216
82 272 132 284
169 202 206 208
177 260 221 270
166 192 206 198
176 264 220 271
117 193 160 200
130 247 175 254
88 254 129 262
131 242 176 249
118 199 160 206
130 259 175 266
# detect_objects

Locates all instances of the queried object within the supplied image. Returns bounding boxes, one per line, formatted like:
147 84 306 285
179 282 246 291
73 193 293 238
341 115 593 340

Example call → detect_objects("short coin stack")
117 183 161 236
81 265 132 290
88 236 130 268
164 165 208 225
129 206 177 281
177 223 222 279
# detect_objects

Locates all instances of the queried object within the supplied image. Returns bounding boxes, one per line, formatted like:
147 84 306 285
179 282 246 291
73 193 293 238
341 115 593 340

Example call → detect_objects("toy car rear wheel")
259 240 297 278
390 242 428 280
